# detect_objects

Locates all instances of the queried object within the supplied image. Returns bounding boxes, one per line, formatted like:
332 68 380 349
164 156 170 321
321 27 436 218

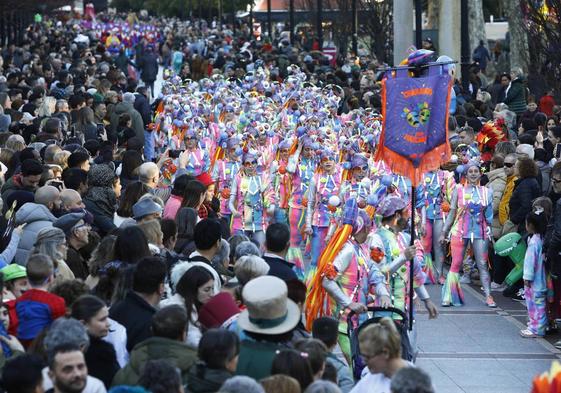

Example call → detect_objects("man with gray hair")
390 367 434 393
219 376 265 393
138 162 170 202
42 318 107 393
109 91 144 143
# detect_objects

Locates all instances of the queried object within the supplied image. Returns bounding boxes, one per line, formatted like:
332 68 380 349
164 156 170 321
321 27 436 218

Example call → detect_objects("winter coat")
85 335 120 388
547 191 561 274
138 52 159 83
109 102 144 143
109 291 156 352
133 93 151 127
1 175 36 202
503 78 527 115
111 336 197 387
187 362 232 393
326 354 354 393
509 176 541 229
14 203 56 265
486 167 507 239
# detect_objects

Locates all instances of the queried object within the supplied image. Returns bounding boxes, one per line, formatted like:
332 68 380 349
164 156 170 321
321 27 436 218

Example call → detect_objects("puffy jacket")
111 336 197 387
509 177 541 228
109 102 144 143
486 167 507 239
14 203 56 265
503 78 527 115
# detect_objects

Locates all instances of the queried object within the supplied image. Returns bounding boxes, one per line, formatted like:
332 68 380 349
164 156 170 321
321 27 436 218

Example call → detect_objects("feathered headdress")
476 121 507 161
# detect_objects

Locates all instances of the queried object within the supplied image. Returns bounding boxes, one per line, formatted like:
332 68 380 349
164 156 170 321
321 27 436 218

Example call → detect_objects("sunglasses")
504 162 515 168
244 161 257 166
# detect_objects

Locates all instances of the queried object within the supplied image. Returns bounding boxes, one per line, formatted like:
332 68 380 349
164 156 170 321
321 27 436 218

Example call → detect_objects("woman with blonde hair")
5 134 25 152
349 318 411 393
37 96 57 118
137 218 164 254
53 150 71 170
261 375 301 393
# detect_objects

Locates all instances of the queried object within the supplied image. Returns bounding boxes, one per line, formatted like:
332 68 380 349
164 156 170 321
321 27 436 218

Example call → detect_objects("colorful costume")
419 170 455 284
442 182 493 306
228 153 273 248
523 234 547 336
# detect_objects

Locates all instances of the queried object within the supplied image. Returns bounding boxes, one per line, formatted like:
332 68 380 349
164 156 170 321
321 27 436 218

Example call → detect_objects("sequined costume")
524 234 547 336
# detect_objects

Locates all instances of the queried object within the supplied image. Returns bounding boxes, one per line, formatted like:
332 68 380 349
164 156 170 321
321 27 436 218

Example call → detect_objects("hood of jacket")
486 167 506 183
187 362 232 393
128 336 197 375
15 202 56 226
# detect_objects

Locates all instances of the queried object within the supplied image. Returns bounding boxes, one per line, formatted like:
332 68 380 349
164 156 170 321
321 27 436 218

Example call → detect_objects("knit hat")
87 164 116 188
35 227 66 246
132 198 163 220
0 264 26 282
198 292 240 329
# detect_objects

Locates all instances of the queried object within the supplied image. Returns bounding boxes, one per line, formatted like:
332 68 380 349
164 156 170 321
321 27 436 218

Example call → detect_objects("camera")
169 149 185 159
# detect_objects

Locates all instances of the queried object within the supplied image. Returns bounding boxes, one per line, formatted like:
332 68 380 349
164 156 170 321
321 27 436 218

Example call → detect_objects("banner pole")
409 184 416 331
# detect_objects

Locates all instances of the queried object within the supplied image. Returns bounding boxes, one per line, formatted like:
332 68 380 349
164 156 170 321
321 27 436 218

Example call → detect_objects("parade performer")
305 149 344 279
213 136 242 231
229 151 273 248
176 128 211 177
369 195 438 323
284 138 317 278
270 138 293 226
520 209 547 338
313 198 391 357
341 154 375 204
419 169 456 284
439 161 496 307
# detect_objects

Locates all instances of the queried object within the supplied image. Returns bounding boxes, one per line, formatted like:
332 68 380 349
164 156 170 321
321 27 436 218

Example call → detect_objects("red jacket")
539 95 556 117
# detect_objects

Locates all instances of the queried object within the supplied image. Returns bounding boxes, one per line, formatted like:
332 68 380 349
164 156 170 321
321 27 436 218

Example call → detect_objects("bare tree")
358 0 393 64
505 0 529 73
426 0 439 30
468 0 487 56
522 1 561 91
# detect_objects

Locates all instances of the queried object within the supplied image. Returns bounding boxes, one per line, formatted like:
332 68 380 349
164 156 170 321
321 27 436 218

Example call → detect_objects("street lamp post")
415 0 422 49
232 0 236 35
267 0 272 39
317 0 323 50
289 0 295 45
352 0 357 56
460 0 470 92
249 4 253 38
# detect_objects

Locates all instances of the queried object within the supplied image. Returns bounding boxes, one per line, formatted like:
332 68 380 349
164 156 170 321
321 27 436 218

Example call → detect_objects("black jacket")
134 93 151 127
85 335 121 388
110 291 156 352
509 177 541 227
262 254 298 281
547 191 561 274
186 362 232 393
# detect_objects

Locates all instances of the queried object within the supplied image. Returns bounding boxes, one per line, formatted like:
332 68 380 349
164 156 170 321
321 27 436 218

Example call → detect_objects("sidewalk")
415 284 561 393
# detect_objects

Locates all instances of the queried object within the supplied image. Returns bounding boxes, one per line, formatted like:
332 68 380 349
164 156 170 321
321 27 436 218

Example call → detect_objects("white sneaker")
490 282 506 292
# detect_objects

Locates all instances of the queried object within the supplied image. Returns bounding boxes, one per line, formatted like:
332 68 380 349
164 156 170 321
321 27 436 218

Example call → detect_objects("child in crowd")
520 209 548 338
15 254 66 345
0 264 28 335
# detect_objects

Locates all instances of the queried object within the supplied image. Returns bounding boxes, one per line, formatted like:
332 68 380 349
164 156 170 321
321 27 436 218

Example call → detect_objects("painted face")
321 158 335 173
303 146 313 158
279 148 289 161
352 165 368 181
185 136 197 150
244 159 257 176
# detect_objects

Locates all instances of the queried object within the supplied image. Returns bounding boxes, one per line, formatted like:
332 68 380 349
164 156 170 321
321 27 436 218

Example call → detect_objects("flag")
375 66 453 186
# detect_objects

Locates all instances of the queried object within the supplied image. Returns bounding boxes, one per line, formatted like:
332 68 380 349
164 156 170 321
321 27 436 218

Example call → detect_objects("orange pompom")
221 188 231 199
441 201 450 213
278 165 287 175
301 197 308 207
323 265 338 280
328 205 337 213
370 247 385 263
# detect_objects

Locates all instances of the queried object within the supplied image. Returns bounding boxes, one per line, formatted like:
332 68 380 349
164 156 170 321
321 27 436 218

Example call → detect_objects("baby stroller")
347 306 416 381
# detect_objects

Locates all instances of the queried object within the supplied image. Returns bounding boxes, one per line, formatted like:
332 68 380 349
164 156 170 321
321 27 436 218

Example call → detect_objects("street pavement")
416 283 561 393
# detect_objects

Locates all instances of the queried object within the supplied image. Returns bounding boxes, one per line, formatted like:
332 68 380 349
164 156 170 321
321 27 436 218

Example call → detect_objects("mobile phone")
50 181 64 190
96 123 104 137
169 149 185 159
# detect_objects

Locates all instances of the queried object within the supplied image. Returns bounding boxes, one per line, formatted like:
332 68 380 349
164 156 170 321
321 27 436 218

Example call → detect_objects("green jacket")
235 340 285 381
111 337 197 387
503 78 526 115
